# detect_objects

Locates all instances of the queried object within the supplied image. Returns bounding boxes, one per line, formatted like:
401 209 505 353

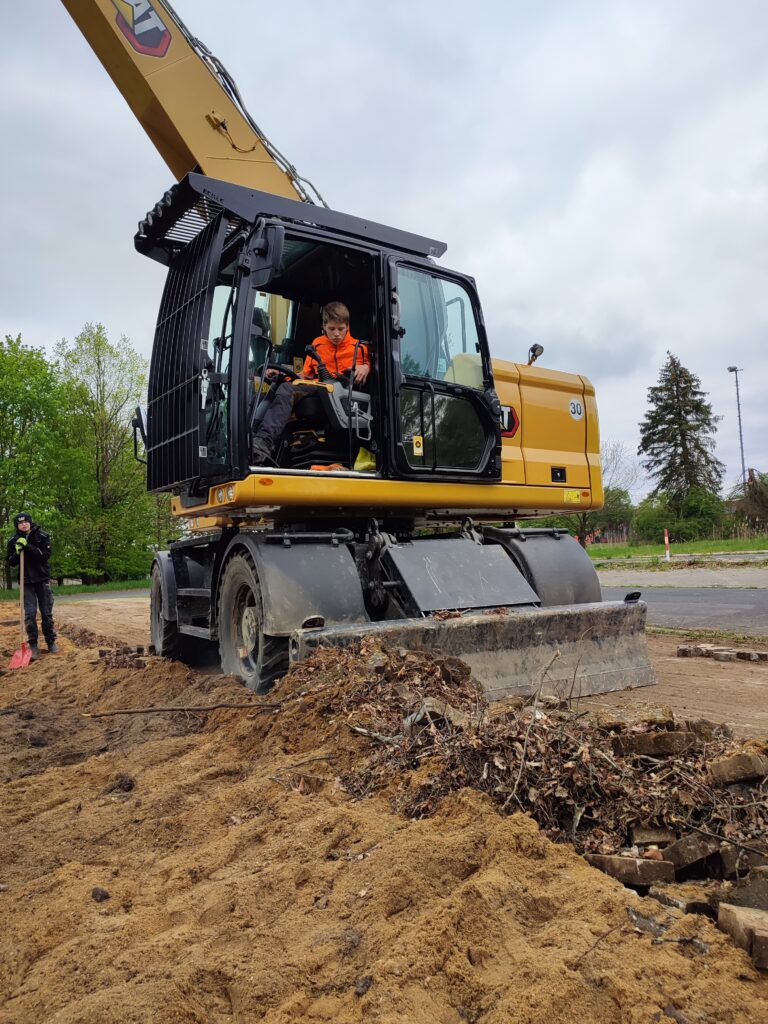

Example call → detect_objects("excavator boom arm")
60 0 324 203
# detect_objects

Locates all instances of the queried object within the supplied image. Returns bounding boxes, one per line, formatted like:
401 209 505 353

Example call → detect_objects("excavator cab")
136 173 501 498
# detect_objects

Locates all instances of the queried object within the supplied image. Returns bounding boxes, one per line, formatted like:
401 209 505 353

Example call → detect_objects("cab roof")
135 172 447 266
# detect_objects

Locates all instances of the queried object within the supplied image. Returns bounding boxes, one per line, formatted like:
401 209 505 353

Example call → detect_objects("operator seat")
284 348 374 470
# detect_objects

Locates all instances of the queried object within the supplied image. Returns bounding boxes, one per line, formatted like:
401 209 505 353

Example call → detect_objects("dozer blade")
289 601 656 700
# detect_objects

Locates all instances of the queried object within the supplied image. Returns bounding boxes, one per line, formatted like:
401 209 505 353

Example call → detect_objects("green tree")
638 353 724 512
631 488 727 543
732 468 768 531
53 323 171 581
0 335 61 587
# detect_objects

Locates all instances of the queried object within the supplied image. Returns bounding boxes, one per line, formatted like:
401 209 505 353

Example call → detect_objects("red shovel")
9 550 32 670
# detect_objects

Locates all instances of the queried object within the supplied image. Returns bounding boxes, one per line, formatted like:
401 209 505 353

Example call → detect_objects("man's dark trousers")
24 581 56 645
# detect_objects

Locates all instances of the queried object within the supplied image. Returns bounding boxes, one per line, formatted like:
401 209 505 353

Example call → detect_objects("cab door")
387 261 501 481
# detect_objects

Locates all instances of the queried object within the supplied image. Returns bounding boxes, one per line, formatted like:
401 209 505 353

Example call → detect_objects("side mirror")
249 224 285 287
132 406 148 465
527 343 544 365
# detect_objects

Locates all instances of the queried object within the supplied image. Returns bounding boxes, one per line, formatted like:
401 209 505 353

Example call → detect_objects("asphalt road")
601 586 768 636
52 584 768 637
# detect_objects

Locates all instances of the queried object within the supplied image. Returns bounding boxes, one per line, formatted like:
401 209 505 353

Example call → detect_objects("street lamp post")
727 366 747 489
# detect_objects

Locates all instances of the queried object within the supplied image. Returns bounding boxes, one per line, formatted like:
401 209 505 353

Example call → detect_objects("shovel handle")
19 549 25 646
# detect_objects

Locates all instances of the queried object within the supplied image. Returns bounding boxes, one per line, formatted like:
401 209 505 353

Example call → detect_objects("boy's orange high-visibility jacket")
302 332 369 379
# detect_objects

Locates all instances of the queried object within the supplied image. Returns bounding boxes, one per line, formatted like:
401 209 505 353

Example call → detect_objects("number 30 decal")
568 398 584 420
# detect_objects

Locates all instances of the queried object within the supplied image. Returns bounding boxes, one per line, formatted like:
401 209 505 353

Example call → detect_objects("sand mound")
1 627 766 1023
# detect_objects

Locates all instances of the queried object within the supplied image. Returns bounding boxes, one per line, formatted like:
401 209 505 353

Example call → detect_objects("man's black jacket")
6 524 52 584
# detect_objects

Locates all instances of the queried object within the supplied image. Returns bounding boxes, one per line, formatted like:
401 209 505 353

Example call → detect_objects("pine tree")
638 352 724 509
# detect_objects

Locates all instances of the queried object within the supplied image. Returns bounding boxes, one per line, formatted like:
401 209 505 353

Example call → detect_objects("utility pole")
727 366 747 490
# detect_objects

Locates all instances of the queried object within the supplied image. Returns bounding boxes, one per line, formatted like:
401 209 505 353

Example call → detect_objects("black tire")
151 562 214 666
217 551 288 692
150 562 180 658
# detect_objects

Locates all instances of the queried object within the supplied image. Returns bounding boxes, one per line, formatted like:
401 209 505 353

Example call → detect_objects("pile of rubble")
330 643 765 861
678 641 768 663
296 640 768 967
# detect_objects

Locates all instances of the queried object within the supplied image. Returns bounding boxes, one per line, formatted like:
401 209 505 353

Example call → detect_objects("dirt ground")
585 635 768 740
1 619 768 1023
52 596 768 739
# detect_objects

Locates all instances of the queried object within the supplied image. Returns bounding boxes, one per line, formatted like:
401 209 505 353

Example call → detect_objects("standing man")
5 512 58 659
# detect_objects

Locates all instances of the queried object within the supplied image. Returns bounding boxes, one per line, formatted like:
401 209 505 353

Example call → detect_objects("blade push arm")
60 0 325 203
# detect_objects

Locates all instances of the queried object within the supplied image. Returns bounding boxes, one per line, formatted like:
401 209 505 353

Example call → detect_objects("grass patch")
647 625 768 645
0 579 150 601
598 557 768 573
589 536 768 561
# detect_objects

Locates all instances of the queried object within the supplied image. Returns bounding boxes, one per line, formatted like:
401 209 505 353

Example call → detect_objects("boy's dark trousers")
255 382 315 449
24 581 56 645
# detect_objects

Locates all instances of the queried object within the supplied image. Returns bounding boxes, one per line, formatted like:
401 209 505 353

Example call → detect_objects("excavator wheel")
150 561 209 665
218 551 288 693
150 561 179 658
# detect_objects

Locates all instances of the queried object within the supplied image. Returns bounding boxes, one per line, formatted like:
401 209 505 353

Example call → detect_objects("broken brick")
612 731 698 757
710 751 768 785
584 854 674 886
664 834 721 871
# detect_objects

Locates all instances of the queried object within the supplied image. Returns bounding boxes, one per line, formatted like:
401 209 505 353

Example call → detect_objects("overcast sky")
2 1 766 495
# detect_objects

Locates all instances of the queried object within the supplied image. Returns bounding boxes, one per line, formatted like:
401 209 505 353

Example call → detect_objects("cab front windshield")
397 268 485 390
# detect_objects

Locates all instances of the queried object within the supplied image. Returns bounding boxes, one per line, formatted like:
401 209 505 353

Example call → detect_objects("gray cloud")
1 0 765 491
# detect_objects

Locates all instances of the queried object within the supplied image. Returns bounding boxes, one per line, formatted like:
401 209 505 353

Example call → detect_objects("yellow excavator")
61 0 654 697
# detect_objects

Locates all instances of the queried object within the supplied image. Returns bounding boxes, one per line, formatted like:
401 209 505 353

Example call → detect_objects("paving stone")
676 645 697 658
709 751 768 785
595 711 628 731
648 886 715 918
664 834 721 871
696 645 731 657
724 870 768 911
718 846 768 881
687 718 733 741
713 651 737 662
639 706 676 727
736 651 761 661
631 826 677 848
717 903 768 969
612 731 698 757
753 930 768 970
585 854 675 886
